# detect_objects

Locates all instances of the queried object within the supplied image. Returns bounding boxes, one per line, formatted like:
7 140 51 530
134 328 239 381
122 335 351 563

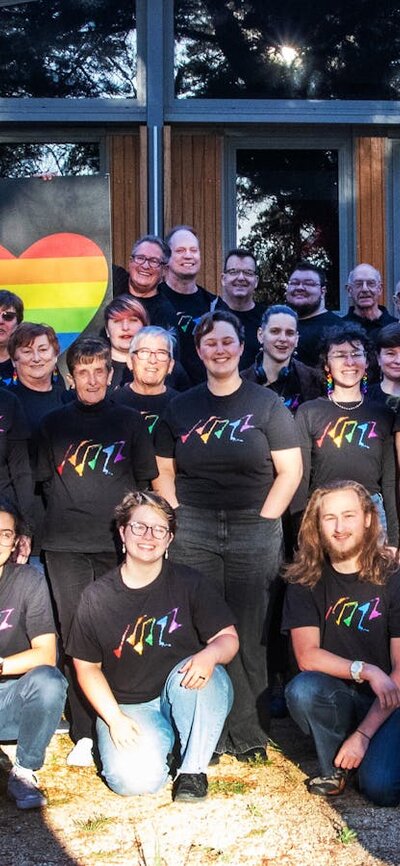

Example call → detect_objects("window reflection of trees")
236 150 339 307
0 143 100 177
175 0 400 100
0 0 136 98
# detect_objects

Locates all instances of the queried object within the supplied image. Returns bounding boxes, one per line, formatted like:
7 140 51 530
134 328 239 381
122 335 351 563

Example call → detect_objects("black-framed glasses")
0 528 16 546
131 348 171 361
0 310 17 322
225 268 257 277
287 279 321 288
130 254 164 268
127 521 169 540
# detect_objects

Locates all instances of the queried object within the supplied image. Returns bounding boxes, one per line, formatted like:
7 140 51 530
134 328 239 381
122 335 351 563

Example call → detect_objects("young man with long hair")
282 480 400 804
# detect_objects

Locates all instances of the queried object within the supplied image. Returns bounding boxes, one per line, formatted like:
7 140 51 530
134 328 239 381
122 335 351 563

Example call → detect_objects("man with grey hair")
113 235 177 331
343 263 396 336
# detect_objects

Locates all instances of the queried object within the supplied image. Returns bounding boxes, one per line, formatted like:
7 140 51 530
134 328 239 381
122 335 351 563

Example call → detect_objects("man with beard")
285 261 340 367
343 263 396 338
282 480 400 805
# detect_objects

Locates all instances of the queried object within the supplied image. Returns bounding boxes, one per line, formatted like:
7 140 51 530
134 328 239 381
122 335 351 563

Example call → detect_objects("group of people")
1 232 400 812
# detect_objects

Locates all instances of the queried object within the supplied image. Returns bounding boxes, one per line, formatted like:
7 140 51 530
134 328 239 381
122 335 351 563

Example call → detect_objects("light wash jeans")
0 666 67 770
96 658 233 796
286 671 400 806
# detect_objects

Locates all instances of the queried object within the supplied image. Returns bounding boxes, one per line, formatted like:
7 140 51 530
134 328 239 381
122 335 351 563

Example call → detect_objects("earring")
325 371 334 396
165 547 169 560
122 542 126 554
361 373 368 395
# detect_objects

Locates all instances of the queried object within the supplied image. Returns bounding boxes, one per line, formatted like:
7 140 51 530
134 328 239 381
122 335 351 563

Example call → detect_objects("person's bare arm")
152 456 179 508
74 658 140 749
334 637 400 770
259 447 303 519
2 633 56 675
179 625 239 689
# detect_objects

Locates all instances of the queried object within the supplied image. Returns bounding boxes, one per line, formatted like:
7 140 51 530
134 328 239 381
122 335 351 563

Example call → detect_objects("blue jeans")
286 671 400 806
170 505 284 754
96 658 233 796
0 666 67 770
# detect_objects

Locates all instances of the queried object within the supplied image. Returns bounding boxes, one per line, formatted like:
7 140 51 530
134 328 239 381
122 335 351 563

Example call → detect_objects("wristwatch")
350 660 364 683
0 657 4 676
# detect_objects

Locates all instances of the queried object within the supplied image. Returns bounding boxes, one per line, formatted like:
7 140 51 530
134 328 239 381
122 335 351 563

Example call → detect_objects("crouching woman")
67 491 238 802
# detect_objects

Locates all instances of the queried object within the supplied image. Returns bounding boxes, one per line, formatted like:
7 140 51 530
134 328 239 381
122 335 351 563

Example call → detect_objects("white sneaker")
66 737 94 767
7 766 47 810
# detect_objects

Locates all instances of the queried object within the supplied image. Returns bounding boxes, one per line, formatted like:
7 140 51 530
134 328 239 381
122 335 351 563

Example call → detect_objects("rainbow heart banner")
0 232 108 352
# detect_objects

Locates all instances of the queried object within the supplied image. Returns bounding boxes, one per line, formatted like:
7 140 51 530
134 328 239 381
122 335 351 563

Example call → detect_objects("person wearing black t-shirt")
292 324 399 546
283 481 400 805
241 304 322 413
159 226 214 384
67 491 237 802
285 261 341 368
8 322 68 567
104 294 150 389
367 322 400 415
37 337 158 767
214 248 265 371
122 235 178 331
111 326 178 440
0 499 66 810
154 310 302 762
0 289 24 387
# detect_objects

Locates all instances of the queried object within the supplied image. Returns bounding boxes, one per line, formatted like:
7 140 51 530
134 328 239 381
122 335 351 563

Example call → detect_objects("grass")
73 813 114 832
209 777 254 796
338 826 358 845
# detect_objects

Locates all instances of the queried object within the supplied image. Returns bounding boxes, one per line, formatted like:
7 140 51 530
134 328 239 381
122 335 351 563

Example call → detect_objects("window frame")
223 130 355 313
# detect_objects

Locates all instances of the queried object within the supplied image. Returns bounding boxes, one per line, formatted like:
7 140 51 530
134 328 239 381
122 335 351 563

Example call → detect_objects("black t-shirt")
111 386 178 441
155 380 299 510
67 561 235 704
293 397 399 544
367 384 400 415
241 356 322 414
10 380 69 554
0 562 56 675
0 388 33 525
0 358 15 387
282 563 400 695
214 298 266 370
159 282 214 384
342 306 397 339
296 311 341 367
37 398 158 552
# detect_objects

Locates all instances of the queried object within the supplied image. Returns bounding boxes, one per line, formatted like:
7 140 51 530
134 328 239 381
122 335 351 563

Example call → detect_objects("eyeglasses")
225 268 257 277
0 311 17 322
328 351 366 360
288 279 321 288
131 348 171 361
351 280 378 289
130 254 164 269
0 528 16 546
127 521 169 540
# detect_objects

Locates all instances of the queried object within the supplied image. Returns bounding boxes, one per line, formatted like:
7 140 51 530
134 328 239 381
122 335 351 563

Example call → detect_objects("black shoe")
307 770 347 797
235 748 268 764
172 772 208 802
208 752 220 766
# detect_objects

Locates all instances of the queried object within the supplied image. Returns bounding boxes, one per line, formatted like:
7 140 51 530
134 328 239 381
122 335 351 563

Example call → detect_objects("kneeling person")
67 491 238 801
0 499 66 810
283 480 400 805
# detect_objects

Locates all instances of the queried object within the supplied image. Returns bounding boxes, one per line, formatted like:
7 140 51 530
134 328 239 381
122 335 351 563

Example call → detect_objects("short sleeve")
281 582 321 633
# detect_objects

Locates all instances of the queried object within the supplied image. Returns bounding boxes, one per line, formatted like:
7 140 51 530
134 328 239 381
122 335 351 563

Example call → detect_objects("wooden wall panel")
355 137 386 294
107 131 145 269
166 131 223 293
